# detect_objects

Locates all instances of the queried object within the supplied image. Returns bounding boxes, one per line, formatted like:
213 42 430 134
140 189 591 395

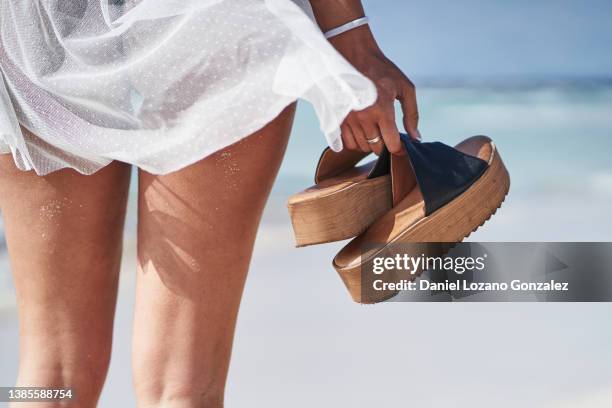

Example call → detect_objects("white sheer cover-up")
0 0 376 175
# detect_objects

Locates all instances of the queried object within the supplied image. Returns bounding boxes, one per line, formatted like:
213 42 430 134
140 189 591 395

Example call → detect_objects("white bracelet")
324 16 370 39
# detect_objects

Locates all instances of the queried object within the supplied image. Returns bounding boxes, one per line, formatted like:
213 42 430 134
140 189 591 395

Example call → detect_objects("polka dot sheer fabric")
0 0 376 175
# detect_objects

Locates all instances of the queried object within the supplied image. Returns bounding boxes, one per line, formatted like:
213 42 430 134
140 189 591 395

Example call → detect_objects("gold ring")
366 136 382 144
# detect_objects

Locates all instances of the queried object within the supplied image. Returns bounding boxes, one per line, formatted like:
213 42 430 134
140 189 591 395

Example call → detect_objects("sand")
1 192 612 407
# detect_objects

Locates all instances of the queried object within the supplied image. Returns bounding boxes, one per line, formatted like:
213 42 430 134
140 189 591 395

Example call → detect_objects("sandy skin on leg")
0 145 131 408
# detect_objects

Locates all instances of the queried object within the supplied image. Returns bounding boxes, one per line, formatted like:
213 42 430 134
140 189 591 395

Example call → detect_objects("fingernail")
414 129 422 141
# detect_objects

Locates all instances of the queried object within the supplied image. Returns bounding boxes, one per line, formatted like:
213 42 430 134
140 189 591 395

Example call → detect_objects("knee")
133 358 225 408
133 379 224 408
17 336 112 405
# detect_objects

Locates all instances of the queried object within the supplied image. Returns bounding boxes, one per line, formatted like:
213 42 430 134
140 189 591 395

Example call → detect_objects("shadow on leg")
133 104 295 408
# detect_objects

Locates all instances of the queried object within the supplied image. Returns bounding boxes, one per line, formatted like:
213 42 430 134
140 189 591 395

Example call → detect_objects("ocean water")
1 83 612 307
270 82 612 239
279 82 612 197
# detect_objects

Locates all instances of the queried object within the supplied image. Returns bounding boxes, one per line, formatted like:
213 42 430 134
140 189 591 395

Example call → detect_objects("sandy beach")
2 189 612 407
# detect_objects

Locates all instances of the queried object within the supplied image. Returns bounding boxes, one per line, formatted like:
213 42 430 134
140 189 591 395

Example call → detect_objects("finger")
398 80 421 141
347 119 372 153
359 120 384 156
340 123 359 151
378 109 404 155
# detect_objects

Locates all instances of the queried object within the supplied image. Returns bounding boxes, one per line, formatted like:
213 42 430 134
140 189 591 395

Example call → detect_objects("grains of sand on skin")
215 151 240 191
39 197 73 226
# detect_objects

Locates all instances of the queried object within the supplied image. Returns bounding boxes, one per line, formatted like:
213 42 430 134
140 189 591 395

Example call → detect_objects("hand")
330 26 420 155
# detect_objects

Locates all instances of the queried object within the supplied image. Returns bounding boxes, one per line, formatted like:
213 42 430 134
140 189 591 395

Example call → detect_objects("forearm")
310 1 420 147
308 0 382 57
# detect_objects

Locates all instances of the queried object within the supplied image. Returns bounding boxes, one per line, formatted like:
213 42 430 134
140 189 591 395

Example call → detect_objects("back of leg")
133 104 296 407
0 155 131 407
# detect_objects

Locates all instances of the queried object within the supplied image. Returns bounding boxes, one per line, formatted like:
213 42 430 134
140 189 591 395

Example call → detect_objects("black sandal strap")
369 134 488 215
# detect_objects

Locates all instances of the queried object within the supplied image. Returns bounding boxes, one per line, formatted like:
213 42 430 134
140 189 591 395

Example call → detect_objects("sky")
363 0 612 80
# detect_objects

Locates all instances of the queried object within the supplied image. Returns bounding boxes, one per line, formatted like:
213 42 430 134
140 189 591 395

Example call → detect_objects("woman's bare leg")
133 105 296 408
0 154 131 408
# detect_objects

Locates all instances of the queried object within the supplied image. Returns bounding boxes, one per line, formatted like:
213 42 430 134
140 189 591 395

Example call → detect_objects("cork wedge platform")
333 135 510 304
287 147 392 247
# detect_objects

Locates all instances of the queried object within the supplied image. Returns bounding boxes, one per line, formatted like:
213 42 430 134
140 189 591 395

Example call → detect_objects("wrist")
328 25 383 60
310 0 366 31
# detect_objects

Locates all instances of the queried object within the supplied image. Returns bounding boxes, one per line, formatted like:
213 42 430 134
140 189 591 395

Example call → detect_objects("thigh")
133 104 295 404
0 154 131 384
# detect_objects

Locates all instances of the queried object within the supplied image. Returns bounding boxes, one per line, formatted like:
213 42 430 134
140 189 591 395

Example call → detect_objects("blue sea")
280 80 612 196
